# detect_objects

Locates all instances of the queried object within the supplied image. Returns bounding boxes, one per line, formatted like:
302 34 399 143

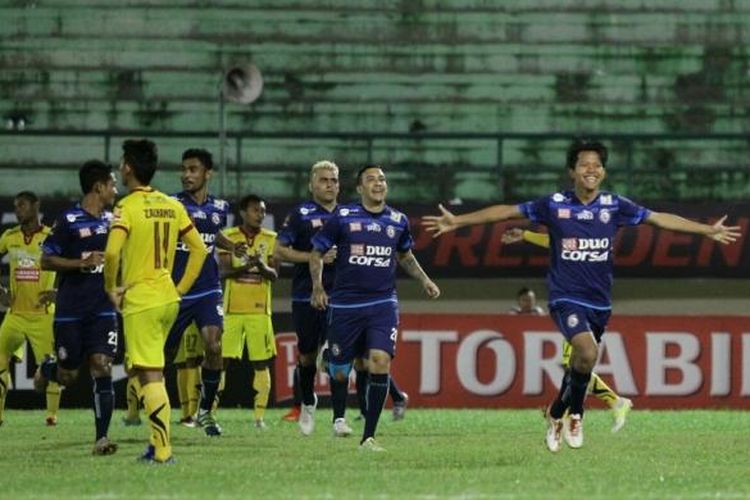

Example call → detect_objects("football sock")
186 366 200 416
569 368 592 416
355 369 368 416
291 364 302 407
0 367 9 423
199 367 221 412
40 358 59 383
589 372 618 407
330 375 348 421
389 376 405 404
362 373 389 443
93 376 114 440
125 375 141 420
141 381 172 462
253 368 271 421
176 367 189 418
46 381 61 419
299 363 317 406
212 370 226 415
549 370 571 419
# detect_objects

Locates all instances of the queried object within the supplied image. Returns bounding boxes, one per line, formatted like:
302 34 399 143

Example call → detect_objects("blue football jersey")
311 203 413 307
277 201 337 300
519 191 650 309
171 192 227 297
42 204 115 317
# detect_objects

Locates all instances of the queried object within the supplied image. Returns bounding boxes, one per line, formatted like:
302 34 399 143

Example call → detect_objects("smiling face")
357 167 388 206
569 150 606 195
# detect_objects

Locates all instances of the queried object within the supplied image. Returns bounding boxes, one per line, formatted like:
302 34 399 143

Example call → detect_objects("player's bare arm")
36 289 57 308
249 252 279 282
422 203 524 237
275 243 337 264
646 212 742 244
309 249 328 310
216 230 247 258
397 250 440 299
175 226 208 295
103 225 127 311
41 251 105 271
502 228 551 249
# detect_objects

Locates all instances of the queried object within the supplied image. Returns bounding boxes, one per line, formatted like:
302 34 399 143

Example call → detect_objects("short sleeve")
277 210 300 247
311 213 341 253
615 196 650 227
111 202 131 234
42 215 71 256
397 218 414 253
518 195 552 225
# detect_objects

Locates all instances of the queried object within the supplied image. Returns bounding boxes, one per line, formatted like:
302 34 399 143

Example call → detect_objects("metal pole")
218 87 227 198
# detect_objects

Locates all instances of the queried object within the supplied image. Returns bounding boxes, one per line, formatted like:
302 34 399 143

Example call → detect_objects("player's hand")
311 286 328 310
322 246 337 264
233 242 248 258
80 251 105 270
501 228 525 245
422 279 441 299
422 204 457 238
37 289 57 308
708 215 742 244
107 286 127 312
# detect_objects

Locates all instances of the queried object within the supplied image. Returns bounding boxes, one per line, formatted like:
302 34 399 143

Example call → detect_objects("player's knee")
368 352 391 374
328 362 352 382
299 352 316 366
57 368 78 386
352 358 366 371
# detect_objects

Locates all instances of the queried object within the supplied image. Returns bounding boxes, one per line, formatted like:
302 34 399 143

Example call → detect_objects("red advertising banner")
275 314 750 409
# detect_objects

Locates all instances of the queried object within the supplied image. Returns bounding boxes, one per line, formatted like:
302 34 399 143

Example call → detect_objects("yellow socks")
140 381 172 462
46 381 61 420
253 368 270 422
125 375 141 420
0 366 10 423
588 372 619 407
176 367 189 419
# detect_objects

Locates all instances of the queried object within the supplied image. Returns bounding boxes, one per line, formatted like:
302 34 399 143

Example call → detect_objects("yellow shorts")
123 302 179 370
562 341 572 369
174 322 204 364
222 314 276 362
0 312 53 363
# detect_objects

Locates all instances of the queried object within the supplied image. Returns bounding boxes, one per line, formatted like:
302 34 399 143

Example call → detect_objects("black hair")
15 190 38 204
517 287 534 298
239 193 265 211
79 160 113 194
356 165 383 185
566 139 608 170
122 139 158 184
182 148 214 170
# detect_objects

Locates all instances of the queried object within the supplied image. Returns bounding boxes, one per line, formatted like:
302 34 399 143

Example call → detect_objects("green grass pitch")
2 408 749 498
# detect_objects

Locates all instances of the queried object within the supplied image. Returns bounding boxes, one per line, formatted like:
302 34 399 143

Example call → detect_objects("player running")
423 139 741 452
311 165 440 451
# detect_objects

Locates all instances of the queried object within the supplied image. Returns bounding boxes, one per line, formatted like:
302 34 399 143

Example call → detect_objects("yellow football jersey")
109 187 195 316
0 225 55 315
221 226 276 315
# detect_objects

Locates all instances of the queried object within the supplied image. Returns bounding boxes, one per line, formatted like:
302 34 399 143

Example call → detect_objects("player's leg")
25 314 61 426
196 296 224 435
122 353 142 426
294 302 322 422
174 323 198 426
359 302 398 451
85 315 119 455
246 314 276 429
0 314 27 425
354 358 368 421
281 366 302 422
126 303 179 463
389 376 408 421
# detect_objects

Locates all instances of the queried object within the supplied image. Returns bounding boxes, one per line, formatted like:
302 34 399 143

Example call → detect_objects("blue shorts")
326 300 399 364
165 291 223 352
292 301 328 355
54 313 119 370
549 301 611 342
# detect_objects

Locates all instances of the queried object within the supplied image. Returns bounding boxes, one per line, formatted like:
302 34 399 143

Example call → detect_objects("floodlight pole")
218 86 227 198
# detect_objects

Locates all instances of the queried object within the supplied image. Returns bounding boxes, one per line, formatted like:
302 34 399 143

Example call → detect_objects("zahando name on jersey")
349 244 392 267
143 208 176 219
561 237 610 262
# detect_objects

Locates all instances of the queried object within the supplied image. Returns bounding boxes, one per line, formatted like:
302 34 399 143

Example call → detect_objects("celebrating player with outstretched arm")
423 139 741 453
310 165 439 452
